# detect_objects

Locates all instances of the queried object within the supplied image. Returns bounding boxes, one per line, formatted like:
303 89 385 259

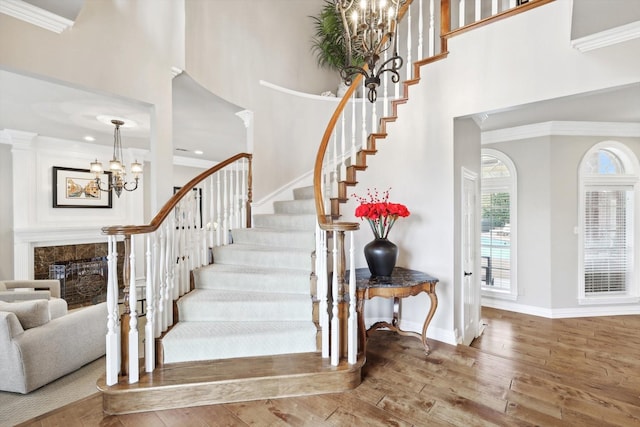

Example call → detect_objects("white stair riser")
213 246 312 270
231 228 315 249
178 298 312 322
252 214 316 230
162 322 318 364
273 199 316 214
193 268 310 294
293 186 314 200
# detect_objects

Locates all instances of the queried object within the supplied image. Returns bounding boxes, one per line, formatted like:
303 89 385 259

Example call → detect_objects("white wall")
0 0 185 213
0 144 13 279
571 0 640 39
483 133 640 316
339 0 640 341
183 0 340 201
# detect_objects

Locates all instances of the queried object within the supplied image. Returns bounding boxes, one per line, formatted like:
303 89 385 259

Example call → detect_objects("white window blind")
584 188 633 294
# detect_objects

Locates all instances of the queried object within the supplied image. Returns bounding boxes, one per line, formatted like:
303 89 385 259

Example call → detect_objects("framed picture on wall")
52 166 113 208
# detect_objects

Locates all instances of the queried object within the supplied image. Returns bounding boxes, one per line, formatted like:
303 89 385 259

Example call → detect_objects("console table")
355 267 439 354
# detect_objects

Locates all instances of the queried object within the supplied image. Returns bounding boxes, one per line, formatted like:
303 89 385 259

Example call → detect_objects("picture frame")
52 166 113 208
173 186 203 228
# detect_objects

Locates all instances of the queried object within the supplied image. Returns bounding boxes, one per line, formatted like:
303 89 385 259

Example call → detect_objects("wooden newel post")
120 235 131 376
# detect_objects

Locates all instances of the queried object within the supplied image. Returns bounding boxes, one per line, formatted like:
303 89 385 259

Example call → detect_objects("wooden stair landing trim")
98 352 365 415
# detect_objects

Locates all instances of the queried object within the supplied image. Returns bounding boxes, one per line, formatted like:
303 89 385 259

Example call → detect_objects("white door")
461 169 480 345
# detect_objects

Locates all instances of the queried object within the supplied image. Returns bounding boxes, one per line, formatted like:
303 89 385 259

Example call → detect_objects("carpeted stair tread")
252 213 316 230
161 321 318 364
213 244 312 269
230 227 315 249
193 264 311 294
177 289 312 322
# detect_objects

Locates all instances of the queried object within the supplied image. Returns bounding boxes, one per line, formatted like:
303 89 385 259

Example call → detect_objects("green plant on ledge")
310 0 363 85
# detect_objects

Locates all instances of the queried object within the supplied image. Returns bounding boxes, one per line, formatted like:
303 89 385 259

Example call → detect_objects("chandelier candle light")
336 0 407 103
90 119 143 198
354 188 410 276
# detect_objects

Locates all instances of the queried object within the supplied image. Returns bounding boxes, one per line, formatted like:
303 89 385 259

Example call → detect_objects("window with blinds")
583 188 632 294
579 144 639 303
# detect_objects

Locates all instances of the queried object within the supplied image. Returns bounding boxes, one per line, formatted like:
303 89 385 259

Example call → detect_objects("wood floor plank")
17 308 640 426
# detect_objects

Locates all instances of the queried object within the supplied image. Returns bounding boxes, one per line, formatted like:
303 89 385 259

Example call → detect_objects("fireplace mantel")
14 226 109 279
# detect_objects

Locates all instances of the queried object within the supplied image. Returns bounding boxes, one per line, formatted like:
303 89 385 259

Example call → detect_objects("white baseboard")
482 297 640 318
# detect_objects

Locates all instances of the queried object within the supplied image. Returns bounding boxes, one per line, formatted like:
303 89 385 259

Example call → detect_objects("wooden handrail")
442 0 554 40
313 0 414 232
102 152 252 236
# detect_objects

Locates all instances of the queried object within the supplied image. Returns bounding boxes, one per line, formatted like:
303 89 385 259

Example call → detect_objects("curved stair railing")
102 153 252 386
313 0 553 366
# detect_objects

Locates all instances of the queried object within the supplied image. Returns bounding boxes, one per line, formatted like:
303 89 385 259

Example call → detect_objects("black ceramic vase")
364 238 398 277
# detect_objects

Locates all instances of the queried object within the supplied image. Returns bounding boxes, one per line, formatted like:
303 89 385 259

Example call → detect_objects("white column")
235 110 254 154
8 131 37 279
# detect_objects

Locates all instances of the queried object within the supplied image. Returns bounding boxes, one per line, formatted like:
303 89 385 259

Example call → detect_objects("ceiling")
0 69 247 163
0 1 638 162
475 82 640 132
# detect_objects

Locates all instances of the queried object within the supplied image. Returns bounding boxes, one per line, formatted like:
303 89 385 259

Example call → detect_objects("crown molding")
0 0 74 33
572 20 640 53
482 121 640 145
173 155 217 169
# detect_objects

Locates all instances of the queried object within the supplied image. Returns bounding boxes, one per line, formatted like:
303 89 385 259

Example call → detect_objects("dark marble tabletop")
353 267 439 289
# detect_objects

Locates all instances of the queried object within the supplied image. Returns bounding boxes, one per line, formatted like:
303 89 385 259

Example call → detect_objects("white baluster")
491 0 498 15
351 94 357 166
331 234 340 366
145 233 155 372
223 169 229 245
429 0 435 56
418 0 424 60
128 236 139 383
105 235 120 386
153 229 163 335
167 221 175 326
317 224 329 358
348 230 357 364
216 173 222 246
361 88 367 151
331 131 340 191
459 0 465 28
241 159 247 228
383 48 389 117
475 0 481 22
208 176 214 251
340 112 346 182
406 4 412 81
371 100 377 136
229 163 236 230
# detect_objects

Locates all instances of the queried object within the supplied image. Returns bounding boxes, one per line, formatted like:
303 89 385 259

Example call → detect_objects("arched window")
481 149 517 300
579 142 640 304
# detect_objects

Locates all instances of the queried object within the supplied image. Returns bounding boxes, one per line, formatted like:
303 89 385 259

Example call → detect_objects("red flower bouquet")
353 188 410 239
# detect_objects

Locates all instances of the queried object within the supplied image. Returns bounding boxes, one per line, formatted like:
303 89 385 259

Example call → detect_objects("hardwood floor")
18 307 640 426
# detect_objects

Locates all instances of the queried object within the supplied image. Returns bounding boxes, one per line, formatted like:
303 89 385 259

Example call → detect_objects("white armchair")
0 280 106 393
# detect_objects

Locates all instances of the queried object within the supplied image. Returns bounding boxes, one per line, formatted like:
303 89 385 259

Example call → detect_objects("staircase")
99 185 364 414
99 0 551 414
160 186 319 364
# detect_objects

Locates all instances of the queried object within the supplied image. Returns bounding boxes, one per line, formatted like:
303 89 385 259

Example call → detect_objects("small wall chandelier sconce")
90 119 142 198
336 0 407 103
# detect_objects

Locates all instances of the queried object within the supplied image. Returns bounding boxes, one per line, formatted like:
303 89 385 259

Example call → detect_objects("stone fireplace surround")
14 227 125 309
35 241 124 308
